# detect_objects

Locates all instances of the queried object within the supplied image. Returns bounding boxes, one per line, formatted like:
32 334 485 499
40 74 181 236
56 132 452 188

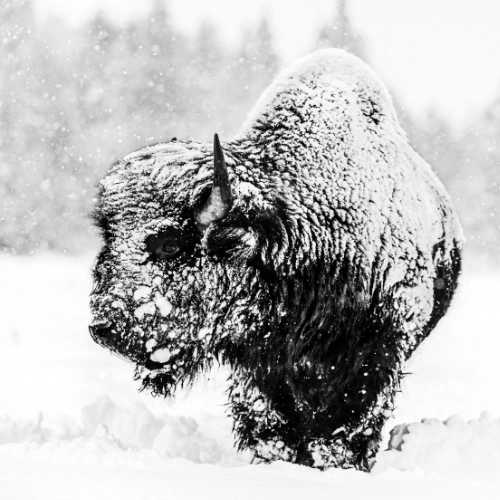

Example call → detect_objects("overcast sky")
34 0 500 125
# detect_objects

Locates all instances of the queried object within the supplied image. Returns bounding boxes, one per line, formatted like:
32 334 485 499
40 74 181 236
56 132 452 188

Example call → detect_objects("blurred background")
1 0 499 265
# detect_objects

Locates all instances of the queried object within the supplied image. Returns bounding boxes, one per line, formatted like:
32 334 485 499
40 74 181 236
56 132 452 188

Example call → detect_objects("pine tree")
130 0 186 142
0 0 53 251
458 100 500 264
316 0 367 60
225 18 280 134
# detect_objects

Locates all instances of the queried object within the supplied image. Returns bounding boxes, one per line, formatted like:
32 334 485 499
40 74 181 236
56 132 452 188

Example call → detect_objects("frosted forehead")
99 145 209 213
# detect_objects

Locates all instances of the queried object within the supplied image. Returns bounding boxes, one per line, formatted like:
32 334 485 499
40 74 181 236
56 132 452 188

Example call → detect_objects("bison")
89 49 463 470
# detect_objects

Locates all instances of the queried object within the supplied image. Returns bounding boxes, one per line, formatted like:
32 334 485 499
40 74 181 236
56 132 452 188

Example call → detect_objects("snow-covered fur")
89 49 463 471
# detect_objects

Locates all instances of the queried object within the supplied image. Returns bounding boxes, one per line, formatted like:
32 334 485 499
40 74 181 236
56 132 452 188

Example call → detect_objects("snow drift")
1 395 500 477
1 256 500 498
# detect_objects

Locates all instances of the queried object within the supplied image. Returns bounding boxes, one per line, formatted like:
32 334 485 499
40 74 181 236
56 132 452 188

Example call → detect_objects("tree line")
1 0 499 266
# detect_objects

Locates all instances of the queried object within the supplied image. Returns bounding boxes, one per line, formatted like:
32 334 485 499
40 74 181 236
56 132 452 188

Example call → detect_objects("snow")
242 49 394 135
375 413 500 476
155 293 173 316
1 254 500 498
133 286 152 301
134 301 156 319
151 348 172 364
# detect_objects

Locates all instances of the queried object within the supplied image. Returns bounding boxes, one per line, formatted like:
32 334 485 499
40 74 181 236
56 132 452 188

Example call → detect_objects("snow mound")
374 412 500 476
2 394 499 477
0 395 250 467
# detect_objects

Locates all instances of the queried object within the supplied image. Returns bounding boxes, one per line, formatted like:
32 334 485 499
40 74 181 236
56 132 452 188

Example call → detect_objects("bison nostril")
89 323 113 343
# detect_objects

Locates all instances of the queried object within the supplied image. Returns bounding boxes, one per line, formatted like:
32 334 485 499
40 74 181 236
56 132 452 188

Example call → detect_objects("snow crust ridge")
0 395 250 467
2 394 500 477
373 412 500 476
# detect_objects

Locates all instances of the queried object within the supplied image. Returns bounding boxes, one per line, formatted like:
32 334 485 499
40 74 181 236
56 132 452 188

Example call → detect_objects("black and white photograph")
1 0 499 498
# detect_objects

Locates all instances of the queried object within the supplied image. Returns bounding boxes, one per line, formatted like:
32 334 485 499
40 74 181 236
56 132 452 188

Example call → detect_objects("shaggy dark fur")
89 49 463 470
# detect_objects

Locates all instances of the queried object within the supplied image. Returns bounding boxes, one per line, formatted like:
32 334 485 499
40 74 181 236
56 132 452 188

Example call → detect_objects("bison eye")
146 234 182 260
159 242 180 258
146 229 196 262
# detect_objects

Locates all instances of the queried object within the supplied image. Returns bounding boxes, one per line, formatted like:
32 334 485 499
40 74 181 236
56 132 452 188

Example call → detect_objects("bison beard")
89 49 463 471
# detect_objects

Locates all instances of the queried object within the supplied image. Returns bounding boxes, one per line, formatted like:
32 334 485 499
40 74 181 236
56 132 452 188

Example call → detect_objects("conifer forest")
1 0 499 264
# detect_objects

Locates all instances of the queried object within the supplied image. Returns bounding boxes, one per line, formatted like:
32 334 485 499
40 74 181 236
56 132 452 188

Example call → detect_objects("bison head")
90 135 289 395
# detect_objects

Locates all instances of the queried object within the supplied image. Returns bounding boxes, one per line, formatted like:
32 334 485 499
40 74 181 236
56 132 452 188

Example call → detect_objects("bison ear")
196 134 233 230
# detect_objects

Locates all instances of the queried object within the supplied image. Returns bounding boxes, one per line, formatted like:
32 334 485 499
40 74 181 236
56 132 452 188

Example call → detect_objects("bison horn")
196 133 233 228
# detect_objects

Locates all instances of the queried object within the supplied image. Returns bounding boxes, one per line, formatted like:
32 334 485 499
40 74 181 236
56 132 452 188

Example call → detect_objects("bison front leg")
227 369 306 464
228 358 402 471
307 379 400 471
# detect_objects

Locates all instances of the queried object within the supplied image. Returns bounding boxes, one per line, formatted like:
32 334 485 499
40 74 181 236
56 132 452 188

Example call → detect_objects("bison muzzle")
89 49 463 470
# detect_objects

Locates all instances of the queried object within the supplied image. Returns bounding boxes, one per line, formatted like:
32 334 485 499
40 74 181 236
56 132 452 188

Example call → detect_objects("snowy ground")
0 254 499 499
